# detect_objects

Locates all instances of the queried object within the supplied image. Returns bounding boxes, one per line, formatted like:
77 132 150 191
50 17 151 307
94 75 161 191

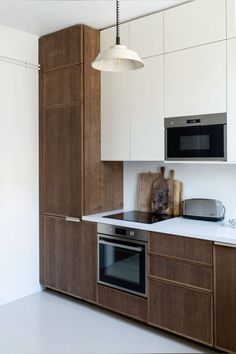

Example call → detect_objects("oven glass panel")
99 237 146 295
167 124 225 158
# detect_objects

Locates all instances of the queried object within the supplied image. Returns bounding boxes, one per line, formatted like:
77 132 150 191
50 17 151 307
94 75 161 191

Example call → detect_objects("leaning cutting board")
167 170 183 216
152 167 170 215
139 172 161 212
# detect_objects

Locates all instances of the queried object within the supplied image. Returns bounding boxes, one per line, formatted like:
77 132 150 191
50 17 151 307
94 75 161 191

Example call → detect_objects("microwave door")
166 124 226 160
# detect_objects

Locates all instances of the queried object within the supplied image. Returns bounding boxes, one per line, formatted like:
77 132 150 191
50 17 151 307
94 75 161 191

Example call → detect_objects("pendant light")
92 0 144 72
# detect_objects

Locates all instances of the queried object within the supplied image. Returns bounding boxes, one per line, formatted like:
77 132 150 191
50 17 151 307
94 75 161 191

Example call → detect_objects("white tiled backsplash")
124 161 236 220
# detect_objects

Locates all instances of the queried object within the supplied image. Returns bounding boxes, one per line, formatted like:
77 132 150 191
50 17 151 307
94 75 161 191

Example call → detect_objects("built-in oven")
165 113 227 161
97 224 148 298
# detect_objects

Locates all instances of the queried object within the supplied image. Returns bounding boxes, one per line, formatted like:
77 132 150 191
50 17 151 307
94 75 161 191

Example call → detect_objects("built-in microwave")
165 113 227 161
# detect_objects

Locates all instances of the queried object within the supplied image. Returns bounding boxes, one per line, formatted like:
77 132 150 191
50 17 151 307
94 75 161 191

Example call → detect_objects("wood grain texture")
44 65 83 107
44 105 83 217
83 222 97 303
149 232 213 265
149 278 213 345
98 285 148 323
40 26 83 72
83 25 123 215
43 215 83 298
149 254 212 291
214 244 236 352
139 173 161 212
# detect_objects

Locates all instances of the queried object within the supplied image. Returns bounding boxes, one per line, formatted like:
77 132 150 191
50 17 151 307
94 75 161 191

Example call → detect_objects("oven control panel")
97 224 148 242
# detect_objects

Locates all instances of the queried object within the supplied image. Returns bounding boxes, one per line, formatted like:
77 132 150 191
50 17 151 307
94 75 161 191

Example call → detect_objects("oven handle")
99 240 143 252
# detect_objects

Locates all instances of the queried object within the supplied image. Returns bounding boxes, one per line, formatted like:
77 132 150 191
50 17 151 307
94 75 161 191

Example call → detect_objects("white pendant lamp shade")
91 0 144 72
92 44 144 72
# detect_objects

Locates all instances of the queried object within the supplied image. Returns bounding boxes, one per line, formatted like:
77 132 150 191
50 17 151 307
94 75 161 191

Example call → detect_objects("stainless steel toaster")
182 199 225 221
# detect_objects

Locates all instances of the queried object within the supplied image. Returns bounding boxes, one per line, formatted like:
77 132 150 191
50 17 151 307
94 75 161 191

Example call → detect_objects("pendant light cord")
116 0 120 45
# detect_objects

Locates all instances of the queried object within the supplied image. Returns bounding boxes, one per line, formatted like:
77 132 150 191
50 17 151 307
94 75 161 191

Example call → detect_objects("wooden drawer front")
149 279 213 345
149 255 212 291
149 233 212 265
98 285 148 323
40 26 83 71
44 65 83 107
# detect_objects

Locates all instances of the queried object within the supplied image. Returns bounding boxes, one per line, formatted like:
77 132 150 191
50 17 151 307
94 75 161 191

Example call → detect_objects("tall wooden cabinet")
39 25 123 302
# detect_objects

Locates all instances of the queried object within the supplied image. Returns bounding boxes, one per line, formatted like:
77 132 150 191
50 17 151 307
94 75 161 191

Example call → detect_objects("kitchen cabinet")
98 285 148 323
214 243 236 352
164 0 226 53
149 279 213 345
227 38 236 162
130 12 163 58
43 215 83 298
44 104 83 217
227 0 236 39
82 222 97 303
101 25 164 161
164 41 226 117
39 25 123 294
148 232 213 345
101 23 130 161
130 56 164 161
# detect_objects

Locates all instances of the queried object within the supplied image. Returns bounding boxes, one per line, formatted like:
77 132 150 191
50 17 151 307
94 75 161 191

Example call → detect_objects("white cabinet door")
130 12 163 58
101 24 130 161
227 0 236 39
164 0 226 53
165 41 226 117
227 39 236 161
130 56 164 161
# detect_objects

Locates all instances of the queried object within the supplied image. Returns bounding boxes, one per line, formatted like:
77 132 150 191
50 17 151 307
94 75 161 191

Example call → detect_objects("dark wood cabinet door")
43 215 83 297
83 222 97 303
44 104 83 217
149 278 213 345
214 244 236 352
40 26 83 71
98 285 148 323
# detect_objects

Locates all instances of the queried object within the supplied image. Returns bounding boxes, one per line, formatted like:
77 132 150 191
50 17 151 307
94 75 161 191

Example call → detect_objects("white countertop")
82 210 236 245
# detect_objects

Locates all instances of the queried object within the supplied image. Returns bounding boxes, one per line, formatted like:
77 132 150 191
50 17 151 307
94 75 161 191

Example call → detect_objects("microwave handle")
99 240 143 253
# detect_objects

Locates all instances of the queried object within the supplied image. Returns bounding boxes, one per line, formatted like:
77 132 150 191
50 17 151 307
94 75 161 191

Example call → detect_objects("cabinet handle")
65 217 81 223
215 242 236 248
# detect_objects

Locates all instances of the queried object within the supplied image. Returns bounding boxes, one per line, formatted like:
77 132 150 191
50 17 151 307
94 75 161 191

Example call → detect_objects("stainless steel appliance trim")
165 116 227 162
97 223 148 242
164 113 227 128
215 242 236 248
99 240 143 252
65 217 81 223
97 233 147 298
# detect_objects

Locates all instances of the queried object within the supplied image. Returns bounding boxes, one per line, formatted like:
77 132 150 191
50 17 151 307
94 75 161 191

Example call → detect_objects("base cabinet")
149 279 213 345
214 244 236 352
98 285 148 323
43 216 83 298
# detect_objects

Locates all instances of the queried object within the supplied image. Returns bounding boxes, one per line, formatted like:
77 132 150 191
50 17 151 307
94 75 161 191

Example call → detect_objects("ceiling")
0 0 191 37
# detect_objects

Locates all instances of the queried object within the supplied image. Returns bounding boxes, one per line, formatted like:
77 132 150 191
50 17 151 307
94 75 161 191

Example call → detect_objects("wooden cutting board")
167 170 183 216
139 172 161 212
152 167 170 215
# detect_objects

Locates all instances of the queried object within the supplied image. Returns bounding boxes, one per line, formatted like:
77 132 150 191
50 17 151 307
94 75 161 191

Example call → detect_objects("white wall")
124 161 236 220
0 24 41 306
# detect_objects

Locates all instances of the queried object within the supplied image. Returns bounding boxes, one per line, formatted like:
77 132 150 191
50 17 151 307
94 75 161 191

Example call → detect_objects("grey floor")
0 290 216 354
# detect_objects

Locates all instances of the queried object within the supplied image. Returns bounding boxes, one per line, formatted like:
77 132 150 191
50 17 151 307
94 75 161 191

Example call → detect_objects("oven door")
98 235 147 297
165 124 227 161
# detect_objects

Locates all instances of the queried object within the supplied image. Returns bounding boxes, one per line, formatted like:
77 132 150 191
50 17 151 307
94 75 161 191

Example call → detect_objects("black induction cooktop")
104 211 173 224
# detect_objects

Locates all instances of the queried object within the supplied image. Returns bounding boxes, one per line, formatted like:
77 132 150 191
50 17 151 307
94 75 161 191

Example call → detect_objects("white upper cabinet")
101 24 130 161
165 41 227 117
227 0 236 38
164 0 226 53
130 56 164 161
227 39 236 161
130 12 163 58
